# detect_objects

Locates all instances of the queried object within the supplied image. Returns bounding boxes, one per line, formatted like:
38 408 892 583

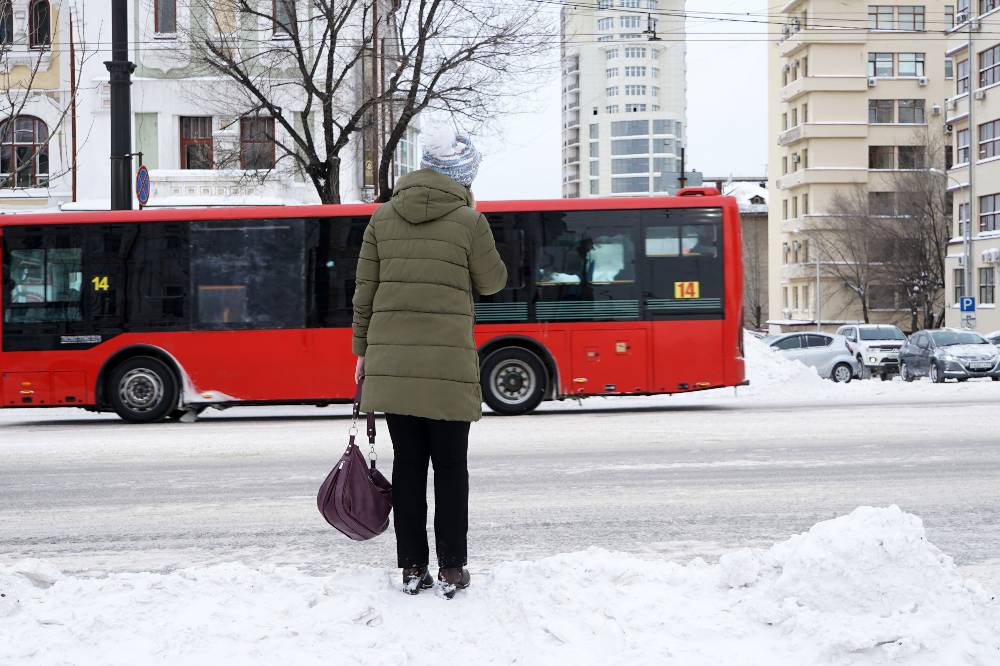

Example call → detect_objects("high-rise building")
561 0 688 198
944 3 1000 333
768 1 951 331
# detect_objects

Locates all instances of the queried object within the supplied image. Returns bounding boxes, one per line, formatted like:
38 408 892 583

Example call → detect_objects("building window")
958 128 971 164
273 0 294 34
869 145 895 169
590 159 600 176
946 57 955 79
624 66 647 77
791 108 798 127
611 120 648 136
897 6 925 31
898 99 925 124
240 117 275 170
782 156 788 174
590 179 600 195
620 15 641 29
590 141 599 157
802 103 808 122
868 191 896 215
782 199 788 219
981 45 1000 87
869 99 894 123
958 0 971 22
868 5 894 29
624 47 646 58
782 112 788 131
979 267 995 305
981 119 1000 159
898 145 925 169
606 48 619 60
0 0 12 46
624 85 646 96
155 0 177 33
897 53 925 77
868 52 893 77
651 86 659 98
180 116 214 169
954 268 965 303
982 193 1000 232
589 123 599 139
959 202 971 236
606 67 619 78
946 4 956 27
611 176 648 193
958 59 970 94
28 0 50 48
803 193 809 214
651 138 674 153
598 17 614 31
598 0 611 8
624 104 646 113
982 0 1000 14
606 86 619 97
0 116 49 188
792 196 798 218
612 157 649 174
606 105 619 114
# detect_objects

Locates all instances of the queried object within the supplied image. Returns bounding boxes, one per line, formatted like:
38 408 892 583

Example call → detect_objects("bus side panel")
474 325 571 395
650 320 724 392
308 327 366 401
724 203 747 387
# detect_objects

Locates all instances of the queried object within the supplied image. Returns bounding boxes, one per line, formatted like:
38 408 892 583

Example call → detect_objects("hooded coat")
351 169 508 422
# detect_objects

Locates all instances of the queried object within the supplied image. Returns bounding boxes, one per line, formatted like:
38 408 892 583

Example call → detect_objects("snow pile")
743 331 834 397
2 507 998 665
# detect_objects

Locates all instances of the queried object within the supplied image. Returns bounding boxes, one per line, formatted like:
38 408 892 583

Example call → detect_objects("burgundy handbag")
317 379 392 540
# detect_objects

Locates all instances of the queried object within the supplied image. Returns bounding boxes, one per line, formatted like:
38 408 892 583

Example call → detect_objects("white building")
0 1 418 212
560 0 688 198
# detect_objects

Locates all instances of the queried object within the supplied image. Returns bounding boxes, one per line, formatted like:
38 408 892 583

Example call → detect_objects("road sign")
962 313 977 330
960 296 976 313
135 165 151 207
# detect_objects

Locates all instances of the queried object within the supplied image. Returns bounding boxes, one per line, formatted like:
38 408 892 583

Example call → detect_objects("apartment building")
768 1 951 331
944 1 1000 333
0 1 416 211
561 0 691 198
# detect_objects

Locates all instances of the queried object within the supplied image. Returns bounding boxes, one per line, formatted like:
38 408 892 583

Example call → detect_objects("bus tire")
108 356 179 423
481 347 548 416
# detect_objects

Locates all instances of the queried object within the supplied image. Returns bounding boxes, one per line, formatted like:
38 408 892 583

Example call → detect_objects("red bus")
0 188 745 423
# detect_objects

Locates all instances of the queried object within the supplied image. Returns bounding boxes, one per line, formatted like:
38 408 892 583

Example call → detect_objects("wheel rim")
119 368 165 413
489 360 536 406
901 363 909 380
834 365 851 383
930 364 939 382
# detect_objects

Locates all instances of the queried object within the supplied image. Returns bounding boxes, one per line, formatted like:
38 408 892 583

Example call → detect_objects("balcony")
776 167 868 189
779 31 863 58
780 75 868 103
777 122 868 146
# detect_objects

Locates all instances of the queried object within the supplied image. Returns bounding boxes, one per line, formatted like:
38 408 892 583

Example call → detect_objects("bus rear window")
4 245 82 323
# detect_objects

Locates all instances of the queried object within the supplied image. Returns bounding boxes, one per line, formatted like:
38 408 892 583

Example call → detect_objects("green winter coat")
351 169 508 422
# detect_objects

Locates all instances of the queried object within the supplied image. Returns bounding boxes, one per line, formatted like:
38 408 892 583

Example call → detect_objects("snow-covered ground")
2 335 1000 664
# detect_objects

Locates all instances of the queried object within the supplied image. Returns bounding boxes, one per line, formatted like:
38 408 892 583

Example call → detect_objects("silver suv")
836 324 906 381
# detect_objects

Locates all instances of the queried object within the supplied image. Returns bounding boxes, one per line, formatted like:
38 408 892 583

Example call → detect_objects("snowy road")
2 386 1000 592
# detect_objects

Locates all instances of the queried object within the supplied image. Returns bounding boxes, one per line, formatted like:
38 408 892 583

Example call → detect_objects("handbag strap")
351 376 378 469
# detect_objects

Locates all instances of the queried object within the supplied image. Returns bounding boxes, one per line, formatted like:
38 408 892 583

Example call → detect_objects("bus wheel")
481 347 548 416
108 356 179 423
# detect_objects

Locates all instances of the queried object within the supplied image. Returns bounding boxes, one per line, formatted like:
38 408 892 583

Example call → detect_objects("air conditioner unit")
945 98 956 111
932 104 942 116
957 255 966 267
868 77 877 87
944 123 954 134
918 77 929 86
983 248 1000 264
974 90 986 100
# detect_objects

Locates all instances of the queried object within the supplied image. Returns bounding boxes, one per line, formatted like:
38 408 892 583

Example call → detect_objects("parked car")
765 332 861 383
899 328 1000 383
835 324 907 381
985 330 1000 346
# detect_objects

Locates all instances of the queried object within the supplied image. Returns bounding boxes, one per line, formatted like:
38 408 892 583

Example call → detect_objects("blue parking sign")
960 296 976 312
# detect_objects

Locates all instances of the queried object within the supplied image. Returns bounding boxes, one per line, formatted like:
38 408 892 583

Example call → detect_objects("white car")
765 332 862 383
985 330 1000 346
836 324 907 381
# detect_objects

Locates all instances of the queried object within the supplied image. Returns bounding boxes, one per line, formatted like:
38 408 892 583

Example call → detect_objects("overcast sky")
472 1 767 200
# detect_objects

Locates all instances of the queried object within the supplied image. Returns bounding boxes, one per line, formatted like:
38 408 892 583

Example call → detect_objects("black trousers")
385 414 470 569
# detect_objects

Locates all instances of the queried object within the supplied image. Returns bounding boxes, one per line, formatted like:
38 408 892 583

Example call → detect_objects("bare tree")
0 3 96 195
183 0 552 204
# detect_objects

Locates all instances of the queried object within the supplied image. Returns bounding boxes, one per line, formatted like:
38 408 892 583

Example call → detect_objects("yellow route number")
91 276 110 292
674 281 700 299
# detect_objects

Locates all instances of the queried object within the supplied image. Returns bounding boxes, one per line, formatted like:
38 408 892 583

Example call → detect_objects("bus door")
533 210 648 394
641 208 725 392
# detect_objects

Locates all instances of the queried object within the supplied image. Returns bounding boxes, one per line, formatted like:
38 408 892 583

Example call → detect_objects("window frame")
0 115 50 189
239 117 276 171
154 0 177 34
979 267 996 305
981 193 999 232
28 0 50 49
0 0 13 46
179 116 215 170
980 44 1000 88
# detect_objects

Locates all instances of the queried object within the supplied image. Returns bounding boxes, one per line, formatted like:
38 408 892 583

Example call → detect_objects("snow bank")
2 507 998 665
743 332 833 396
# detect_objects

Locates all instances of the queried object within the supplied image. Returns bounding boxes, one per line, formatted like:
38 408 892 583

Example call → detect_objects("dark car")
899 328 1000 383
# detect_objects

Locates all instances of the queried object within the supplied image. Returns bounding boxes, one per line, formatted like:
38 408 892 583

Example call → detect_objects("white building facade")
560 0 687 198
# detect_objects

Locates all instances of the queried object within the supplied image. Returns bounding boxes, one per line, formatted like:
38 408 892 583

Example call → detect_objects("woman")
351 126 507 597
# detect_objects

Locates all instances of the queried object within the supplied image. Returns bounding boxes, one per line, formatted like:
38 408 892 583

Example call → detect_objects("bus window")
191 219 306 329
3 228 82 324
314 216 369 328
641 208 723 318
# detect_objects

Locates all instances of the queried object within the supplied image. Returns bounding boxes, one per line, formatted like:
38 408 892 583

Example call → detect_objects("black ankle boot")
402 566 434 595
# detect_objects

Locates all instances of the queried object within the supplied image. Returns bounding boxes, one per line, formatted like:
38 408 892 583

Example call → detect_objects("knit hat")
420 124 482 187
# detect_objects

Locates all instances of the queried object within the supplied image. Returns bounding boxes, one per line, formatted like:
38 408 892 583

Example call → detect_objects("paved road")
2 394 999 590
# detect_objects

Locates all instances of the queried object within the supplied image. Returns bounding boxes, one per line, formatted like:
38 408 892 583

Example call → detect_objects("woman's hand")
355 356 365 384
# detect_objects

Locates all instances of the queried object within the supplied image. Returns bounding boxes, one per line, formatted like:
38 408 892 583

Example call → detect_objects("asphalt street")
2 393 999 591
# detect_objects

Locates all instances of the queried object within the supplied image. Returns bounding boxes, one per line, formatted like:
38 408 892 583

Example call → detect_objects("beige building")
768 0 951 332
560 0 688 198
944 3 1000 335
